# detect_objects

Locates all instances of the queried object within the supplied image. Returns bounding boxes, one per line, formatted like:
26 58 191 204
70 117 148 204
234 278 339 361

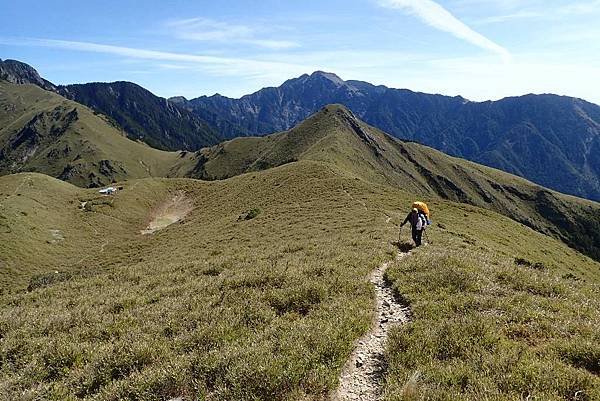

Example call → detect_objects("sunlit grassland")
384 203 600 400
0 82 196 187
1 162 399 400
0 160 598 400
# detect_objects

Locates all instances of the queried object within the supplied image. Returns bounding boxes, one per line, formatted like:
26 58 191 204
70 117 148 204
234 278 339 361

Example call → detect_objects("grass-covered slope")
1 101 599 400
188 104 600 261
0 81 196 187
384 204 600 400
0 161 598 400
0 165 393 399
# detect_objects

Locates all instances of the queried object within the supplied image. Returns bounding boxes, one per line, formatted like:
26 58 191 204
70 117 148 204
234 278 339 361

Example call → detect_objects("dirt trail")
334 251 411 401
141 191 193 235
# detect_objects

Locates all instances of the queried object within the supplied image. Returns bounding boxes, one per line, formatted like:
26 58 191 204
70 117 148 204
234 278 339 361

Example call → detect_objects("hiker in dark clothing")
401 208 427 246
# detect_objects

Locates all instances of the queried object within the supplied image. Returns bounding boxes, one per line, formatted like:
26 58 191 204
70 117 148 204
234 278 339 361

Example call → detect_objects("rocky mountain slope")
0 58 56 91
184 71 600 201
57 81 223 150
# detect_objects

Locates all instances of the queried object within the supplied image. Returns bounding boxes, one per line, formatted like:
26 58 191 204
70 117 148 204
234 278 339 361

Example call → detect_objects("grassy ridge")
1 161 598 399
0 82 196 187
0 163 394 399
188 105 600 262
2 86 598 261
385 203 600 400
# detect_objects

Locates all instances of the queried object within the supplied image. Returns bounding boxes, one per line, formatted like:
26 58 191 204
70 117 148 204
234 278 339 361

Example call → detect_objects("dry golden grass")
1 160 598 400
384 205 600 400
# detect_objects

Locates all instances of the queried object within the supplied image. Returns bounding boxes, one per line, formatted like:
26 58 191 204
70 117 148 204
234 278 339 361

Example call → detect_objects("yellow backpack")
412 201 431 224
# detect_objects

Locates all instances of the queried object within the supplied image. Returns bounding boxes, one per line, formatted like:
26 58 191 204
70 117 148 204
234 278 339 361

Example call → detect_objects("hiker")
400 207 428 246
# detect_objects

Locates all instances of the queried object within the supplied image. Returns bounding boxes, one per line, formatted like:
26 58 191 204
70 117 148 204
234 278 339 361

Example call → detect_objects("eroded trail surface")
141 192 193 235
334 252 411 401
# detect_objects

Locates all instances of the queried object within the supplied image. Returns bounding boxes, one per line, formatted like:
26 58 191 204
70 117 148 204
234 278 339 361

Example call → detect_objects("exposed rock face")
188 71 600 201
167 96 188 105
0 59 56 91
1 106 78 171
57 82 223 151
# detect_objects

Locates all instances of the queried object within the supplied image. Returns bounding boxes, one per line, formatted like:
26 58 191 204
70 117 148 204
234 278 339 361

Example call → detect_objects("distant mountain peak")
0 59 55 91
310 71 346 86
168 96 188 105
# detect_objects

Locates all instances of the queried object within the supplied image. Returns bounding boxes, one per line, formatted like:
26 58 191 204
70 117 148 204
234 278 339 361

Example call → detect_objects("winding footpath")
334 251 411 401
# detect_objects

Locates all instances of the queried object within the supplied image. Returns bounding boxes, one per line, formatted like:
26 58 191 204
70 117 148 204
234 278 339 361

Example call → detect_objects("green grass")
1 160 598 400
0 164 394 399
188 105 600 262
384 203 600 401
0 81 196 187
2 100 600 400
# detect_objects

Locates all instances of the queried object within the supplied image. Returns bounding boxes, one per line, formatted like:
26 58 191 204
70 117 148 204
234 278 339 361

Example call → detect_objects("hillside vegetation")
0 81 195 187
385 205 600 400
188 105 600 261
1 88 599 399
1 160 598 400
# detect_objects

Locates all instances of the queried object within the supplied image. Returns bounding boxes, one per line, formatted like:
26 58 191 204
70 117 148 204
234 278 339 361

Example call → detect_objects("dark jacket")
402 211 427 230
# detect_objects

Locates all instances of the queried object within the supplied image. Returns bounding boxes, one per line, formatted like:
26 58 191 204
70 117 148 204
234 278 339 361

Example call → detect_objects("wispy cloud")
557 0 600 15
475 0 600 24
475 10 543 24
377 0 511 61
165 18 299 49
0 37 311 79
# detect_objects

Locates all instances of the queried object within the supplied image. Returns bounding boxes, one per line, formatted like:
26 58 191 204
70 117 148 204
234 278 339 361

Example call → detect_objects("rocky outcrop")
0 59 56 91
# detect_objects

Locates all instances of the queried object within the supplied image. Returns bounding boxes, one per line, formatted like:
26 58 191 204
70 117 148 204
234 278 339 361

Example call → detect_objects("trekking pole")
424 229 432 245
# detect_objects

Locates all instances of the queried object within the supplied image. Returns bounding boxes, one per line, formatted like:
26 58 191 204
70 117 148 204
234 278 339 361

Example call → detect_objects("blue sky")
1 0 600 104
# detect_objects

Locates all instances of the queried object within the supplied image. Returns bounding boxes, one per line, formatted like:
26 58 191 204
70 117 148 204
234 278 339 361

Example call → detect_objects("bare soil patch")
141 192 193 235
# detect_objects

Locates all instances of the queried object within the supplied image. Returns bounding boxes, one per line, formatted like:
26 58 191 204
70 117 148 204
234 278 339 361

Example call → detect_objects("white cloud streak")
476 0 600 24
165 18 299 49
0 37 311 79
378 0 511 61
475 10 544 24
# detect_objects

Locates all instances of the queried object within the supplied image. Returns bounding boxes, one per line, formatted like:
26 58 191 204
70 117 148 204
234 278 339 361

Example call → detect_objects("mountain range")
0 59 227 151
2 58 600 259
1 58 600 400
2 59 599 201
180 71 600 201
57 82 223 151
